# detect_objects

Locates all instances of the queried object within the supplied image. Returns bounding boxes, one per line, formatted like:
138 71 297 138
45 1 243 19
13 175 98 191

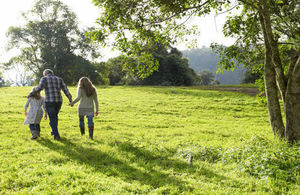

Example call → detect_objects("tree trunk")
263 46 285 138
258 10 285 138
285 56 300 143
259 0 287 101
258 0 299 143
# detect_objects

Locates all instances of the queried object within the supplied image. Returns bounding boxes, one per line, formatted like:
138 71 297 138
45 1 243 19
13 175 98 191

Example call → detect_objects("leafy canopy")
212 0 299 90
89 0 228 78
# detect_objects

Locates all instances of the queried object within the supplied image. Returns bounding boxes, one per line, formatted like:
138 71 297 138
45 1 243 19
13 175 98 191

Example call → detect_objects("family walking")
24 69 99 140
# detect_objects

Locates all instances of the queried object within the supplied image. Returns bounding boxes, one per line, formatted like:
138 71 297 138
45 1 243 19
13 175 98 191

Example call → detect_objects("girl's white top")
24 97 46 125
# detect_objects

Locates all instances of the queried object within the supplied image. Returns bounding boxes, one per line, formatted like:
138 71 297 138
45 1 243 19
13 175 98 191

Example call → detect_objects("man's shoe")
31 135 38 140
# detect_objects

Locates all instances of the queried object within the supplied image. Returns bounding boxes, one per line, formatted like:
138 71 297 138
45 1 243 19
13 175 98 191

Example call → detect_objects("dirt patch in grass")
219 87 261 96
206 86 262 96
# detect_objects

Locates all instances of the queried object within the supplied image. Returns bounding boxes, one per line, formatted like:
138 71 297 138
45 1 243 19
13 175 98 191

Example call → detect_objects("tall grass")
0 86 298 194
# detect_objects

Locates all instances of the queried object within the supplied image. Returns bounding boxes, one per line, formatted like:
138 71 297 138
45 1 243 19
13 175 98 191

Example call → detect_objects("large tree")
90 0 299 143
258 0 299 143
105 46 197 86
106 56 128 85
4 0 100 84
139 47 197 86
211 0 300 143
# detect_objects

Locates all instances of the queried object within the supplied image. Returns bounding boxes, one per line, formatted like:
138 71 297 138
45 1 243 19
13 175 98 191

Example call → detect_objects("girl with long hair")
70 77 99 139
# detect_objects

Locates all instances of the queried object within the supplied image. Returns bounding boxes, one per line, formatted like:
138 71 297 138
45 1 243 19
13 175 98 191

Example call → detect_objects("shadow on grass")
37 138 192 191
108 141 238 184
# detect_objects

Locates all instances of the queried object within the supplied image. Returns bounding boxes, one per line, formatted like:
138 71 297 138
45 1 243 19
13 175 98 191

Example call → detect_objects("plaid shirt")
31 75 72 103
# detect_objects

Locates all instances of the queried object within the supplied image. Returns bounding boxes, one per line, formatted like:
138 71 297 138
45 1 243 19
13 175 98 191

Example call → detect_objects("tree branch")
146 0 210 25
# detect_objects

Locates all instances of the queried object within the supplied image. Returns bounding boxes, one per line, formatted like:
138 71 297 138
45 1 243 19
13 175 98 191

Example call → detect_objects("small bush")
239 137 299 184
179 136 299 192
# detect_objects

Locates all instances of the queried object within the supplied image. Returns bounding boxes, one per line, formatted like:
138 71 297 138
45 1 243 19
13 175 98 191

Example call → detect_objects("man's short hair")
43 69 54 75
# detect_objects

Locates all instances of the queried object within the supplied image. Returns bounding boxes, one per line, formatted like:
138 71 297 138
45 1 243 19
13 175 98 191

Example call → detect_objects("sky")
0 0 235 81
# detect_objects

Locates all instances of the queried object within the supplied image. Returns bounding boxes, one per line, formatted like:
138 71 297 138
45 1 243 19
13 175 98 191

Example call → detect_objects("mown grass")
0 86 299 194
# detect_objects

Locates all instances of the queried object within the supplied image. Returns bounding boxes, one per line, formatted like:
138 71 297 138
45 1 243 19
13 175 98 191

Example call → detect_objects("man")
28 69 72 140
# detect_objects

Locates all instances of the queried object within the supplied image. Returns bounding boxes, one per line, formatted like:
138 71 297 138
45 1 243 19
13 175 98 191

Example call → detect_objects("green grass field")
0 86 299 194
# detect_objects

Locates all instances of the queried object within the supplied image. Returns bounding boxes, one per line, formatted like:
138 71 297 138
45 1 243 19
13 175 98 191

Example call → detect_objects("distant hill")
181 47 244 84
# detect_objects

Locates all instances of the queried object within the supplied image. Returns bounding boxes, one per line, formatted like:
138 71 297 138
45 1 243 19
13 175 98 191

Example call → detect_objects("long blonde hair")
78 77 96 97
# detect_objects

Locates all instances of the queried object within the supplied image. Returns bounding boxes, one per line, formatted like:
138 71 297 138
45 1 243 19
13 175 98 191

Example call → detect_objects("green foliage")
106 56 128 85
89 0 225 77
64 56 101 85
178 136 300 193
242 68 262 84
197 70 216 85
239 137 299 185
212 0 299 86
93 62 110 85
5 0 102 84
128 52 160 79
90 0 298 86
106 47 198 86
0 86 299 194
139 47 197 86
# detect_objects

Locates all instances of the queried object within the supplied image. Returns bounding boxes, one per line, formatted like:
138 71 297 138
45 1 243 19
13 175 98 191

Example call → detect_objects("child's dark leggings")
29 124 40 133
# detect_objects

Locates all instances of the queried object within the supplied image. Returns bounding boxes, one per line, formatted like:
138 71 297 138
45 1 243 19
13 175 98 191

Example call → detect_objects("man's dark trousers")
45 102 62 139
